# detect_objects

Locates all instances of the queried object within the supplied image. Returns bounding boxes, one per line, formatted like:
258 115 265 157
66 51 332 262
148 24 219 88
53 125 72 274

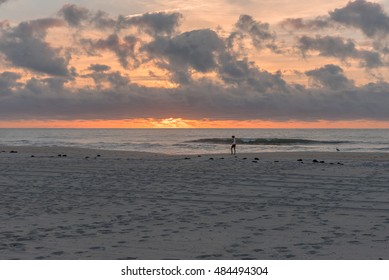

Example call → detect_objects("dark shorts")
231 144 236 148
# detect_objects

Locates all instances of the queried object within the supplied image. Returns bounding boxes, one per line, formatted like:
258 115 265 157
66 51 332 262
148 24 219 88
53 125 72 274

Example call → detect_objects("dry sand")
0 146 389 260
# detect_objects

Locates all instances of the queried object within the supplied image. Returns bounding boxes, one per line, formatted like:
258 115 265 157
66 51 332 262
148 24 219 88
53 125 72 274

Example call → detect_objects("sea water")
0 128 388 154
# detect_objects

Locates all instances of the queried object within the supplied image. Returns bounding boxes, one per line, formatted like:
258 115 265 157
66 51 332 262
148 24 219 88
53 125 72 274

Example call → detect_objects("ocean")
0 128 388 154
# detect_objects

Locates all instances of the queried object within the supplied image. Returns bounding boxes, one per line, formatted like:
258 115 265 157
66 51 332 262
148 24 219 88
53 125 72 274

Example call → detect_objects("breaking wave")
187 138 348 145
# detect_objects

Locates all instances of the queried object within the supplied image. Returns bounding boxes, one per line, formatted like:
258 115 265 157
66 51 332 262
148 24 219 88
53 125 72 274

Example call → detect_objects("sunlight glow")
1 119 389 129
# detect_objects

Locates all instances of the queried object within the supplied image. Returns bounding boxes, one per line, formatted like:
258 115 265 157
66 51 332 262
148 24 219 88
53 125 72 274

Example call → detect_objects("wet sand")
1 146 389 259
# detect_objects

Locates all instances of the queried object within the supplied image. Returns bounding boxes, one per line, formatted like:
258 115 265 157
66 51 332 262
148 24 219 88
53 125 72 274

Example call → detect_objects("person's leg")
231 144 236 155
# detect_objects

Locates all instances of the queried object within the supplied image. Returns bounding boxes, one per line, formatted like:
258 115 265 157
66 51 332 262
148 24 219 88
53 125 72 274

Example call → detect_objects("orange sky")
1 118 389 129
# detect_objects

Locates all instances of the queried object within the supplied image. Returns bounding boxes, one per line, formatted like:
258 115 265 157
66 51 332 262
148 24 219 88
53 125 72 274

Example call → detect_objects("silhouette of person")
231 135 236 155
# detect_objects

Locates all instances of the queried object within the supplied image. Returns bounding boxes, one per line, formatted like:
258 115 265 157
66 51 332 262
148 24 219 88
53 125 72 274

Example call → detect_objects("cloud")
58 4 90 27
281 2 389 69
235 15 274 44
70 7 184 70
90 10 117 30
2 73 389 121
0 71 22 94
297 35 357 60
82 66 130 89
305 64 354 90
296 35 384 68
358 50 384 68
217 53 288 93
58 5 116 30
24 76 70 94
0 0 10 5
280 1 389 39
229 15 278 52
57 3 182 37
83 34 140 69
329 0 389 38
141 24 285 90
0 18 70 76
280 17 332 31
57 4 100 29
144 29 225 83
88 64 111 72
122 12 182 37
139 16 285 86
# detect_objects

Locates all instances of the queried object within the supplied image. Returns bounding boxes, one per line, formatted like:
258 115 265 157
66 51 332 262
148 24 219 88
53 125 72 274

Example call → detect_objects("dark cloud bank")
282 0 389 38
1 1 389 122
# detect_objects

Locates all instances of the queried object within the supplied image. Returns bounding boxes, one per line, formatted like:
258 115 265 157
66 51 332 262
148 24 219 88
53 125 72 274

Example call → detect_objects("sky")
1 0 389 128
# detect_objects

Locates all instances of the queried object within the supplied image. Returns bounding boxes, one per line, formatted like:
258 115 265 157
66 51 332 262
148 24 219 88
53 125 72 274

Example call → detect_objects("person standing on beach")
231 135 236 155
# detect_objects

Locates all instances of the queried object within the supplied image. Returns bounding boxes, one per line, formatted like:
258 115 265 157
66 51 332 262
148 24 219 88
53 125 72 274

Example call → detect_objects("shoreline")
2 144 389 158
1 145 389 259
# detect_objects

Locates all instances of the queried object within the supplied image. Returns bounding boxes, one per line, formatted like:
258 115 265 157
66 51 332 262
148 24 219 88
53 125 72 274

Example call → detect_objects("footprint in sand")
196 254 223 259
9 242 25 249
89 246 105 250
253 248 264 252
225 249 236 253
273 246 289 253
196 255 211 259
285 254 296 259
233 253 250 258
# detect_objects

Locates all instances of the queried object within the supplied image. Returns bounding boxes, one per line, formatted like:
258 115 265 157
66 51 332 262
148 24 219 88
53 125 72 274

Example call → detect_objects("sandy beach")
0 146 389 260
